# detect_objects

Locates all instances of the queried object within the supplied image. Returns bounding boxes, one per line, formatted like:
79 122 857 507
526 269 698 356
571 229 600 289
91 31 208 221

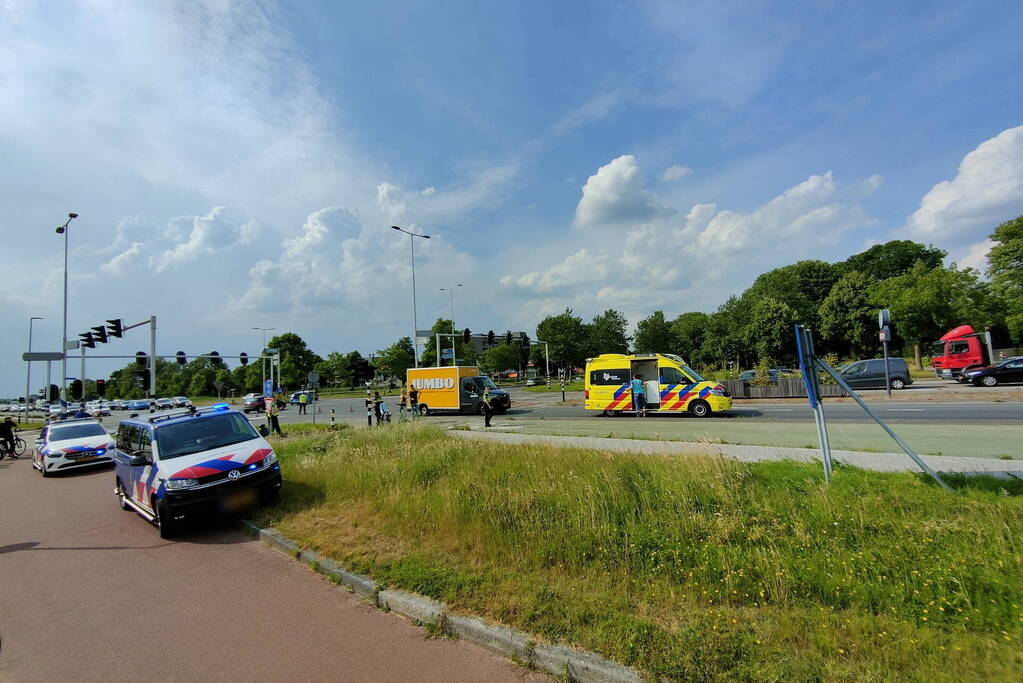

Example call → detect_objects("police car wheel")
153 498 177 539
40 462 50 477
116 478 131 510
689 400 711 418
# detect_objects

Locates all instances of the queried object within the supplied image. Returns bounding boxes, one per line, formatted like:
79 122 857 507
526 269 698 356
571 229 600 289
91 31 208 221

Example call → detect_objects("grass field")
255 425 1022 680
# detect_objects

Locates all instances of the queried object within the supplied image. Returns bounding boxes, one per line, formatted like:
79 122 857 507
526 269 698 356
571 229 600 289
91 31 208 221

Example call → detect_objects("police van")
584 353 731 417
112 404 282 538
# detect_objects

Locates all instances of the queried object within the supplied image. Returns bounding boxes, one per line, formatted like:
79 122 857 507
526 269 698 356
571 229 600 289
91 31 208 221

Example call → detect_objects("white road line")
762 409 794 412
887 408 925 412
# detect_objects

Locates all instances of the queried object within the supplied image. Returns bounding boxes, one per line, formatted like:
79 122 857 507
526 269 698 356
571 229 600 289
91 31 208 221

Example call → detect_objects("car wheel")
890 377 906 390
153 497 177 539
419 404 430 417
981 375 998 387
689 399 711 418
115 478 131 511
40 461 50 477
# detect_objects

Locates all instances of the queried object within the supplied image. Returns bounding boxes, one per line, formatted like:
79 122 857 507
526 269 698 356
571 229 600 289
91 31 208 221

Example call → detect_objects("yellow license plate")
223 488 258 512
76 455 98 463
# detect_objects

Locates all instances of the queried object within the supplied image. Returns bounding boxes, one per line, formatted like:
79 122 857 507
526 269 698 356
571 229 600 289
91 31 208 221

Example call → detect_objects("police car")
112 404 282 538
32 418 115 477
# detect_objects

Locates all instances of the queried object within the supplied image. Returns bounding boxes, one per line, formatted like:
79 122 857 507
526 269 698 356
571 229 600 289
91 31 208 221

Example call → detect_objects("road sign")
307 371 319 384
878 308 891 329
263 379 273 397
441 348 454 359
64 340 79 350
213 381 225 391
415 337 430 345
22 351 64 361
879 325 892 342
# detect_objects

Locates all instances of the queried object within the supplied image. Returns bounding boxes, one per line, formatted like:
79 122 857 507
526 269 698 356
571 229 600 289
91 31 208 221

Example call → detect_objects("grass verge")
254 425 1022 680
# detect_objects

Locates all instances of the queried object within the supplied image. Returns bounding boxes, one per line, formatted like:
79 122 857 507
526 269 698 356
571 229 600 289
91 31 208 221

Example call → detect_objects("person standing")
398 387 408 421
408 386 419 420
267 399 284 437
631 374 645 417
372 391 383 425
298 391 308 415
481 385 493 428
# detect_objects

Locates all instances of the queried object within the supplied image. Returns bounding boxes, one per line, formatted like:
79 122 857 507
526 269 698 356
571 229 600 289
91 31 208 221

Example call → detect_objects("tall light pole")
253 327 275 391
391 225 431 367
55 212 78 404
23 316 43 423
440 284 462 366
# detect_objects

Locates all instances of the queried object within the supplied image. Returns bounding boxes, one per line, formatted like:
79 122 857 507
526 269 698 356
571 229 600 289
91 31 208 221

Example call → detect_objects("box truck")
406 366 511 416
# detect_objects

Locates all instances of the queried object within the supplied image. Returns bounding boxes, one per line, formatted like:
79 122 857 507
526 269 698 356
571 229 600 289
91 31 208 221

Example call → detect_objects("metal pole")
45 361 51 405
24 317 42 423
80 344 85 404
60 222 69 404
436 333 441 368
449 289 455 366
544 342 550 388
815 357 952 491
883 340 891 398
411 235 419 368
149 315 157 406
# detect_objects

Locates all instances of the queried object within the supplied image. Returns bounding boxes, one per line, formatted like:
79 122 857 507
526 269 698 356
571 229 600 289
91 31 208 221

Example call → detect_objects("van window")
660 367 687 385
590 369 629 385
844 362 866 375
462 379 476 393
117 424 139 452
865 360 883 374
949 341 970 355
139 429 153 458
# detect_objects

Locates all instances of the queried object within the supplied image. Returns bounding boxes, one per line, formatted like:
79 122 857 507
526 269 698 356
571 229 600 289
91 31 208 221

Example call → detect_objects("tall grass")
258 424 1023 680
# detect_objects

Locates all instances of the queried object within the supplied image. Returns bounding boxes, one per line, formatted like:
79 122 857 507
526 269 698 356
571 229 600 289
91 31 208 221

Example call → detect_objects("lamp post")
23 316 43 423
439 284 462 366
253 327 275 391
391 225 431 367
55 212 78 404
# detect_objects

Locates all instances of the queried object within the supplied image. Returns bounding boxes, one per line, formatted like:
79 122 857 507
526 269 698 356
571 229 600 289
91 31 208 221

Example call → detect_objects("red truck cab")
930 325 995 379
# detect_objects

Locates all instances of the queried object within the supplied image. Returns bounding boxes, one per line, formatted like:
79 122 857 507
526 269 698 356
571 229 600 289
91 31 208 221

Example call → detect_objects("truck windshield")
931 341 946 356
479 377 499 390
155 413 259 459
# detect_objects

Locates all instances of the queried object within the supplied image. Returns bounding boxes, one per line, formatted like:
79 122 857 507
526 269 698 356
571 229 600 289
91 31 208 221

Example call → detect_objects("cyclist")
0 416 19 457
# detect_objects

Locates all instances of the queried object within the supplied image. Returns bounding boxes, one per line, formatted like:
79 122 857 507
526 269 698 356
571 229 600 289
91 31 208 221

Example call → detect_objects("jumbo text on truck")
406 366 511 416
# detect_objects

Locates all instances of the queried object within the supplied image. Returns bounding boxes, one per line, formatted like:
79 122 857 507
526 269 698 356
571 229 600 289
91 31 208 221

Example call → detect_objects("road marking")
887 408 925 412
762 409 794 412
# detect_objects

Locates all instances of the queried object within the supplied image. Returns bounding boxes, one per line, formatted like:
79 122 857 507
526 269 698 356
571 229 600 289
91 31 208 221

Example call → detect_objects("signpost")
879 309 892 397
307 372 319 424
213 380 225 399
263 379 273 397
22 352 64 362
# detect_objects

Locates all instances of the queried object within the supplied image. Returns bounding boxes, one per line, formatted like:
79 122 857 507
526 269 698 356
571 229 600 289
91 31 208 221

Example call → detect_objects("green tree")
633 310 678 353
535 309 590 370
481 343 522 375
819 271 878 358
588 309 630 354
188 368 214 396
839 240 946 280
744 297 798 364
671 312 710 365
987 215 1023 343
700 296 750 370
266 332 322 388
870 263 999 368
742 260 838 329
376 337 415 378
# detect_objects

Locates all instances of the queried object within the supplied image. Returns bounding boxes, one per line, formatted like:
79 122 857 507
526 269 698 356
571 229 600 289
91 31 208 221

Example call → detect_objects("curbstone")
532 643 642 683
260 527 299 556
377 589 447 626
236 519 260 539
336 568 379 602
298 548 319 567
444 614 532 663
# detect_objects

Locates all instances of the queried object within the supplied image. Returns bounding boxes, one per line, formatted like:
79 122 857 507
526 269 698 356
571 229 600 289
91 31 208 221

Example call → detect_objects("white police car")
32 418 115 477
112 404 282 538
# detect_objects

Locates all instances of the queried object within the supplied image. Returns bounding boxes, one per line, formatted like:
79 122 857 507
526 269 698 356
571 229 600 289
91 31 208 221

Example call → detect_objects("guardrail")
722 378 848 399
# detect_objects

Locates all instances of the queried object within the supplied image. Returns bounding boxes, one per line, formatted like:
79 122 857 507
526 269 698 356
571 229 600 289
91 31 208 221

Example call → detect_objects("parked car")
173 396 192 408
289 390 316 405
242 393 265 413
961 356 1023 387
837 358 913 390
525 377 546 386
155 398 175 410
738 368 788 382
126 399 150 412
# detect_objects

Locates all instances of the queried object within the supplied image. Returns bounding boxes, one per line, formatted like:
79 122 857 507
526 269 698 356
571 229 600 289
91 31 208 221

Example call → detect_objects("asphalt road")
0 456 543 682
251 394 1022 426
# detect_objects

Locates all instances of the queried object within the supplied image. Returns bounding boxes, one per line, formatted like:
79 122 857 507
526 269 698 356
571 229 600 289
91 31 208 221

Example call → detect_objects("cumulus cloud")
151 208 259 272
574 155 670 227
905 125 1023 244
660 164 692 182
506 159 880 312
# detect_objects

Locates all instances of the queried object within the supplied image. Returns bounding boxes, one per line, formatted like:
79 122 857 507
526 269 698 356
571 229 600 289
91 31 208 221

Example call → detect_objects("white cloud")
660 164 693 182
956 239 994 271
574 155 670 228
905 125 1023 244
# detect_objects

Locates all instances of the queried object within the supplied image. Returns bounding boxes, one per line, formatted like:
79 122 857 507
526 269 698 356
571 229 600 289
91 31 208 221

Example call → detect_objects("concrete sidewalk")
450 429 1023 477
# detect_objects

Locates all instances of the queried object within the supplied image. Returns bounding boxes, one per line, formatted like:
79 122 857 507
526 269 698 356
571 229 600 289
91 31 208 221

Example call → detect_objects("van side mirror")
129 452 151 466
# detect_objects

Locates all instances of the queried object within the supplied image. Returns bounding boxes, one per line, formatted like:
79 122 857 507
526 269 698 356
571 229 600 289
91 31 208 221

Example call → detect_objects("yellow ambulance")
584 353 731 417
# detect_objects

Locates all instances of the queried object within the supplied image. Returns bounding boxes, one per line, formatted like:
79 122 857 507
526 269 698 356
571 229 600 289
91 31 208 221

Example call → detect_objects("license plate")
75 455 98 463
222 488 258 512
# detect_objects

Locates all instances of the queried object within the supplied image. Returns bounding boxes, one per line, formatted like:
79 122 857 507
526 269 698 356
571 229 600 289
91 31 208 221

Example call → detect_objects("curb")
236 519 641 683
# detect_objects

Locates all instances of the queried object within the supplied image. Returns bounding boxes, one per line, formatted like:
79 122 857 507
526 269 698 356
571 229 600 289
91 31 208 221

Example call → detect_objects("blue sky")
2 0 1023 395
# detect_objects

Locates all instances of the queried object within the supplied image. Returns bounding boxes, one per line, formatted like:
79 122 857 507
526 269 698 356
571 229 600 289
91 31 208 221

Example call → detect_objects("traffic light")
520 333 530 348
135 351 147 368
505 331 513 345
70 379 83 400
79 331 96 349
96 379 106 397
239 352 248 365
463 328 471 344
176 351 187 365
91 325 108 344
487 330 495 345
209 351 223 367
137 370 150 391
106 319 124 338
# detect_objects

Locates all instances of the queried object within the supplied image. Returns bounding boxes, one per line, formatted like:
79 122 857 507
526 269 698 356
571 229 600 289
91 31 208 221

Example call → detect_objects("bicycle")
0 436 26 460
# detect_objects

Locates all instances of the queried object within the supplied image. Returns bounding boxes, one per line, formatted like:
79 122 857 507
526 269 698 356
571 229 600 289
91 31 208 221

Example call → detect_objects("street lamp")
56 212 78 404
24 316 43 423
439 284 462 366
391 225 431 367
253 327 276 391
